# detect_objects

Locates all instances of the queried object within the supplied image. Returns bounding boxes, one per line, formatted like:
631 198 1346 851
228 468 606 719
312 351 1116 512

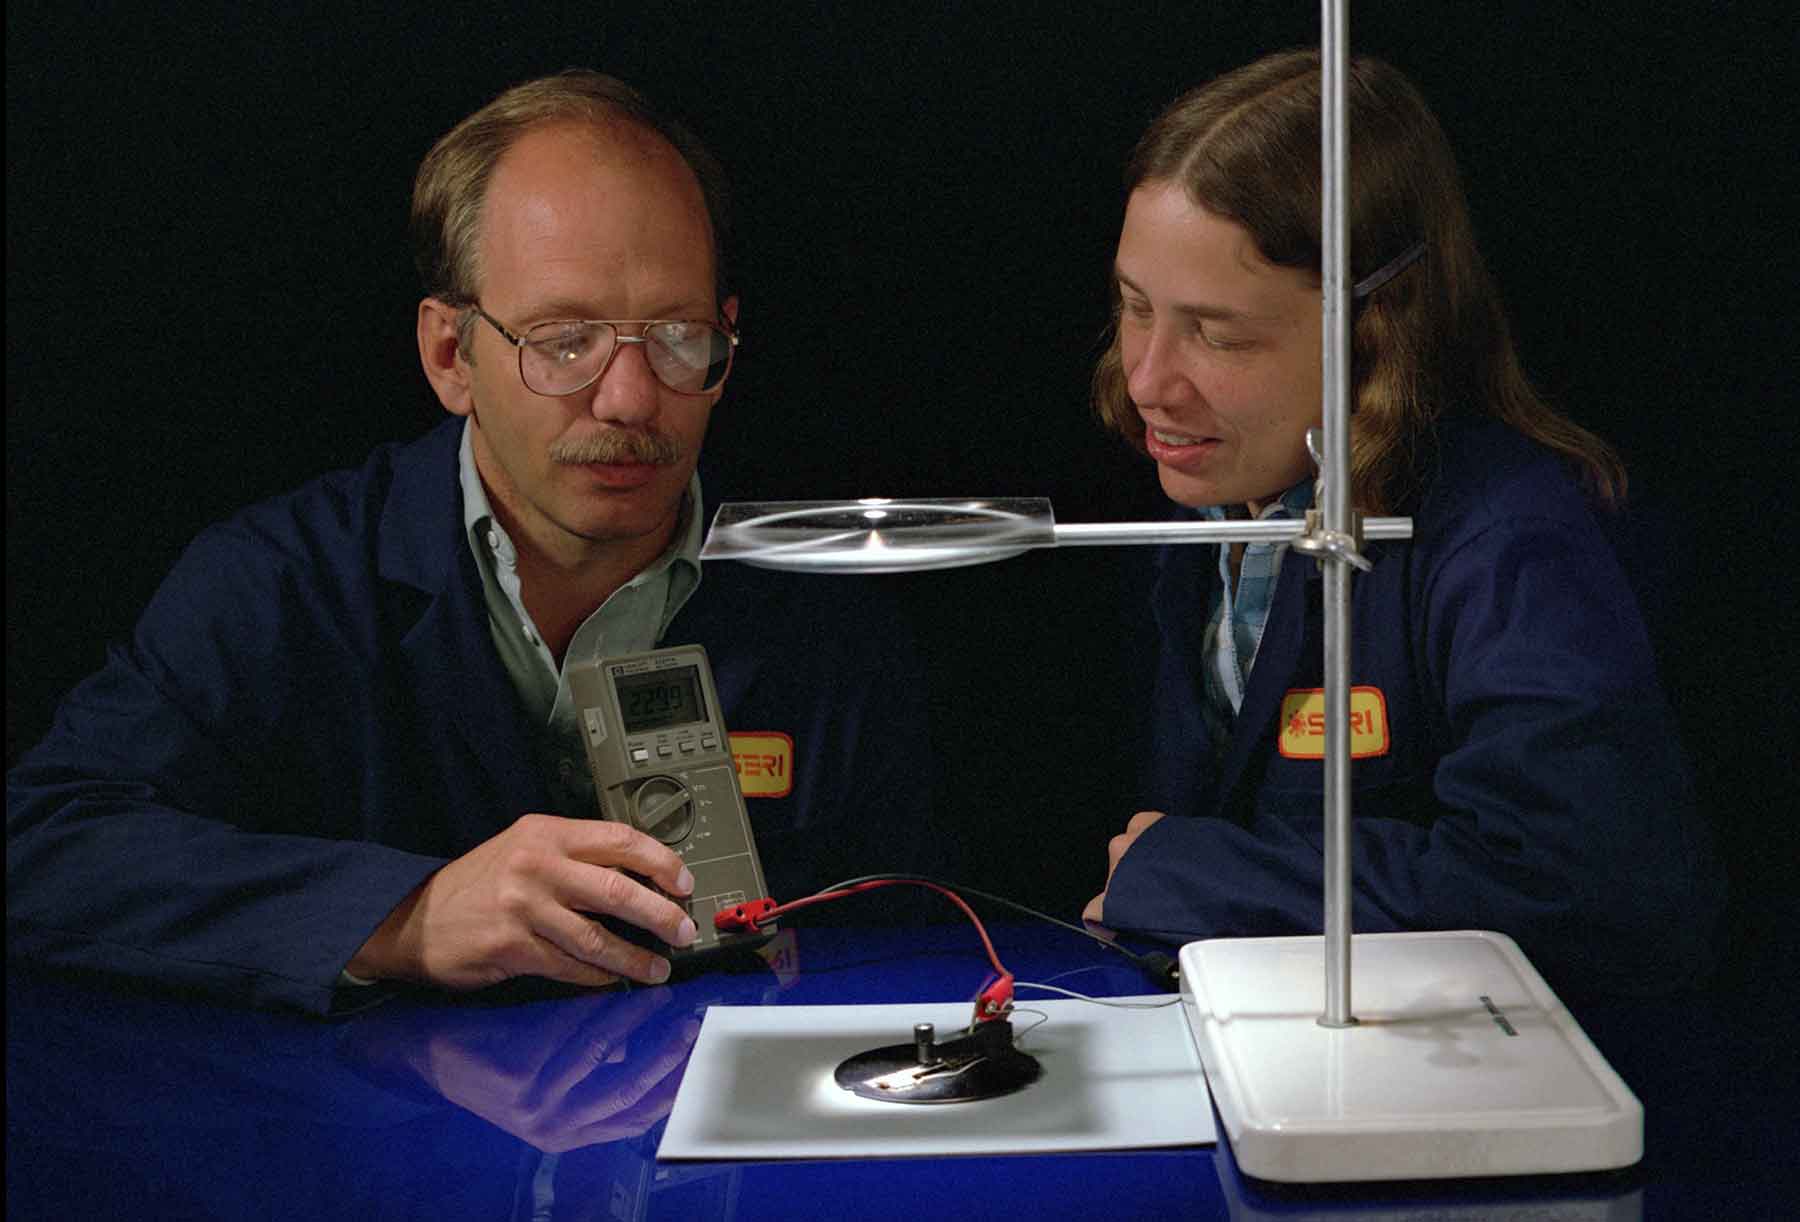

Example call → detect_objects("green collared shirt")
458 420 704 816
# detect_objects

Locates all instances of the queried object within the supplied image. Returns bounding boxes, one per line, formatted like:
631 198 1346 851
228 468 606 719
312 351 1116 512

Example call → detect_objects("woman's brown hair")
1093 49 1624 512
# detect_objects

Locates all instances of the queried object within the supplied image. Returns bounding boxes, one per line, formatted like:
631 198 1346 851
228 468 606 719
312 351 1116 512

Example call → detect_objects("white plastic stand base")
1179 931 1642 1184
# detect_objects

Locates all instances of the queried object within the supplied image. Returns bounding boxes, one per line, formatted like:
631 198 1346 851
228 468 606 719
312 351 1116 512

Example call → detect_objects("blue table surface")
7 920 1795 1221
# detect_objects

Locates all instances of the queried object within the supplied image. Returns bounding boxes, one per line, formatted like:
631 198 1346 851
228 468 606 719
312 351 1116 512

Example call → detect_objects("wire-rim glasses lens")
519 320 731 396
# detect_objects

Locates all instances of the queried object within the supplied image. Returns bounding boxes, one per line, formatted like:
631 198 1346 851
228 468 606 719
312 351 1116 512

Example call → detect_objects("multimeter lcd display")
615 667 706 732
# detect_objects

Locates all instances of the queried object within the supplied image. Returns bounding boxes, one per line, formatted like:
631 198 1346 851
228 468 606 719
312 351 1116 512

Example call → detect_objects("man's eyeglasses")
472 306 738 397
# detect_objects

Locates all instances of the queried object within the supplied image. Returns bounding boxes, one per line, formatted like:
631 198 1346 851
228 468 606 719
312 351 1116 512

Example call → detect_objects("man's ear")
417 298 474 417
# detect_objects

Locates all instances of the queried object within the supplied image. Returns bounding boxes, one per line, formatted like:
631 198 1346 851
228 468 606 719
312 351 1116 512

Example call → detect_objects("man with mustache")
6 72 932 1012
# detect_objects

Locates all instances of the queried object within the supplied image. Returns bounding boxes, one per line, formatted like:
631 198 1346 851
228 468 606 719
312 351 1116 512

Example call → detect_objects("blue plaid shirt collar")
1199 478 1316 743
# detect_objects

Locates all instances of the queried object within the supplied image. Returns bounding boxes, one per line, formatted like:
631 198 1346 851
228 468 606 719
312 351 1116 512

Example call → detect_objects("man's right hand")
345 813 697 991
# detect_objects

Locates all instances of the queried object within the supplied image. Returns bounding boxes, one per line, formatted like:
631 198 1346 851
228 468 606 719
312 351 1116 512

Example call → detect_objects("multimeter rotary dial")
631 776 695 845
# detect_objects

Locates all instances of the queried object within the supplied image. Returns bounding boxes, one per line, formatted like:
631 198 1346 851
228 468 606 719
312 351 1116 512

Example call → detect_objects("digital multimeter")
567 645 773 959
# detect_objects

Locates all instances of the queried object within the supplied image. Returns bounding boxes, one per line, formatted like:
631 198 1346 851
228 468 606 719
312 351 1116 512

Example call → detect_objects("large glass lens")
646 321 732 393
521 322 615 396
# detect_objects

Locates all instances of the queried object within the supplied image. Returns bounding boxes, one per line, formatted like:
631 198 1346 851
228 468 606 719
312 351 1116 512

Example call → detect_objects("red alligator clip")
972 973 1015 1023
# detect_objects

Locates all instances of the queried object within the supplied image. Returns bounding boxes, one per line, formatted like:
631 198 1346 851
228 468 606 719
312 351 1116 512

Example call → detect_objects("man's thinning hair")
410 70 732 351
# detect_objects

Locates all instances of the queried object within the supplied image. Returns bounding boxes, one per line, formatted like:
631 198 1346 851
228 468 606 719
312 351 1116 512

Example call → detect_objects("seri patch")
1278 687 1391 759
729 731 794 797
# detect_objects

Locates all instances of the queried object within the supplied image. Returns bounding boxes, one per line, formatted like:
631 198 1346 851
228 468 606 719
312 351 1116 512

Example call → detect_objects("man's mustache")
549 430 681 466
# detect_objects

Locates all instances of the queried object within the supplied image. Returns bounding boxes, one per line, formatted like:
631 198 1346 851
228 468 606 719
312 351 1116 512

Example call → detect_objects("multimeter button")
701 733 718 749
630 747 650 764
679 740 696 754
657 744 674 758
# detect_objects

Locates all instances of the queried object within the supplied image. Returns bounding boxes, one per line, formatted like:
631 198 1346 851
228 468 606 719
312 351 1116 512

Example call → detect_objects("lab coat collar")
377 420 549 817
1209 553 1318 815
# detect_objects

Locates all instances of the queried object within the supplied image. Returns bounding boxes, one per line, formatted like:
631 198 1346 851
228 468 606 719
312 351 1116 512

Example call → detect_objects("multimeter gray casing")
567 645 773 958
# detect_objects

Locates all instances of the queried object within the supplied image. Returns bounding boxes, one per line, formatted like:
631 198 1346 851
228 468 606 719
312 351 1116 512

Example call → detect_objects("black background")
9 4 1795 971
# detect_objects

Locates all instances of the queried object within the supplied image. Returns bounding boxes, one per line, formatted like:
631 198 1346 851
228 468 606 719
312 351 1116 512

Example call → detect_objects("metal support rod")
1318 0 1357 1029
1050 518 1411 549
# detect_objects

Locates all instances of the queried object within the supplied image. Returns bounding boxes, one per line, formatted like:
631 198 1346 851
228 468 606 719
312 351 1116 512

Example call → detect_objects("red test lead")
708 878 1018 1024
712 898 778 933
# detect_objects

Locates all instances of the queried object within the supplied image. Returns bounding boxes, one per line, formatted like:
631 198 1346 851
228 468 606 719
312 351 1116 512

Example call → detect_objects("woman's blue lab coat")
1103 417 1723 995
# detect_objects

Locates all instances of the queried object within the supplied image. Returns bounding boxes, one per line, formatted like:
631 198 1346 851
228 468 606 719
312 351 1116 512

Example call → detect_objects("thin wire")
759 878 1009 981
1013 981 1183 1009
813 872 1172 979
754 880 1185 1045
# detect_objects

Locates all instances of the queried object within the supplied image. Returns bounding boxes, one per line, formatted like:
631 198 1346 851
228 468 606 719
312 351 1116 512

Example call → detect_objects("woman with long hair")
1082 50 1721 995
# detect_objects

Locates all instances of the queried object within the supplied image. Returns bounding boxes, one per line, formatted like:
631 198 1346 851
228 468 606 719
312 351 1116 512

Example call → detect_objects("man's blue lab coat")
1104 418 1724 995
7 421 932 1012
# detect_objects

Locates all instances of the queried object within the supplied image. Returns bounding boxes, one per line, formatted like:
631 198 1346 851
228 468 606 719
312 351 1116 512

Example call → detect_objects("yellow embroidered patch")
1277 687 1391 759
729 731 794 797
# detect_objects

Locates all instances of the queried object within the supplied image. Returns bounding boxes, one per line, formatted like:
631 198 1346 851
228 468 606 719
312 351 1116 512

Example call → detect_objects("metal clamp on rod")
1290 507 1372 572
1297 427 1373 572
